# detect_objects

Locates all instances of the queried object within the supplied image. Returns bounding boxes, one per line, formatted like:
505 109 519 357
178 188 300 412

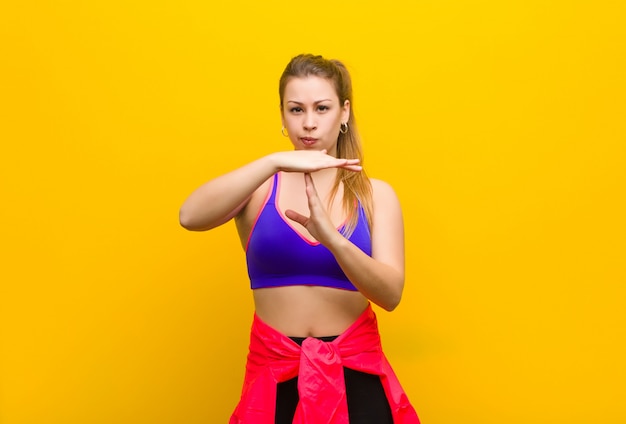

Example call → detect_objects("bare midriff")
253 285 369 337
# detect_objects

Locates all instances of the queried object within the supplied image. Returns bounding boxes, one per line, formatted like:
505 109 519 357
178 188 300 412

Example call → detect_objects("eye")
317 105 330 112
289 107 303 113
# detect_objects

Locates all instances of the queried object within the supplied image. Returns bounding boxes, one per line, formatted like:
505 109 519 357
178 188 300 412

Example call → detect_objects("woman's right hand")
269 149 362 173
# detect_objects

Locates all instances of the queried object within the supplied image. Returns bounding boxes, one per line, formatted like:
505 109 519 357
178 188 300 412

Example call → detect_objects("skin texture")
179 76 405 337
280 75 350 157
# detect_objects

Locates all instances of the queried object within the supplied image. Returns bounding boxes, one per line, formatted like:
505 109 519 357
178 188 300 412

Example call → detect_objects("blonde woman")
180 54 419 424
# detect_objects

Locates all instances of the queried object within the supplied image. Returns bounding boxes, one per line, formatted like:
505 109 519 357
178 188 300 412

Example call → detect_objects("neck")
311 167 338 180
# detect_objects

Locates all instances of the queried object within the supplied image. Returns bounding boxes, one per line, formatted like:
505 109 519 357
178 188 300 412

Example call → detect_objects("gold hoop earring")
281 126 289 137
339 122 348 134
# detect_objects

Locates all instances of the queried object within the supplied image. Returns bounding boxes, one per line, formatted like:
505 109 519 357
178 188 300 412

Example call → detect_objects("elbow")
384 304 399 312
179 206 217 232
179 217 194 231
381 294 402 312
179 207 192 230
179 207 202 231
380 280 404 312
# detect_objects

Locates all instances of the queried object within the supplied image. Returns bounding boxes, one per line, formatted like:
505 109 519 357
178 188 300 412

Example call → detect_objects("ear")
341 99 351 124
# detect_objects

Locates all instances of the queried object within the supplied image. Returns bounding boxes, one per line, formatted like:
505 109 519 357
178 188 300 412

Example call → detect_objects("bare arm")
179 150 362 231
179 156 276 231
285 175 405 311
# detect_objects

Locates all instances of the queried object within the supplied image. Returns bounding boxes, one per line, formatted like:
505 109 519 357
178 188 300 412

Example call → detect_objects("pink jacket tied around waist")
230 305 420 424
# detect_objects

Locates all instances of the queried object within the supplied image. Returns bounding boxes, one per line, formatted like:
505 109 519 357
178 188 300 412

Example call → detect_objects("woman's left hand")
284 173 343 247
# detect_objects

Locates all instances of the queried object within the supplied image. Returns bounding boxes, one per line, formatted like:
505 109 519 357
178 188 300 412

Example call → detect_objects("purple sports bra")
246 172 372 291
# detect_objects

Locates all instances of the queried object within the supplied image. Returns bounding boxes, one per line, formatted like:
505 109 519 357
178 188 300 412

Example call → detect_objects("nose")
303 112 317 131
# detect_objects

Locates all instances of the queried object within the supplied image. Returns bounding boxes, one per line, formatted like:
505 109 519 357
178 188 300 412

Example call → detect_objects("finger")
330 158 359 165
340 164 363 172
304 173 328 218
285 209 309 227
303 173 319 199
330 158 360 169
304 172 315 188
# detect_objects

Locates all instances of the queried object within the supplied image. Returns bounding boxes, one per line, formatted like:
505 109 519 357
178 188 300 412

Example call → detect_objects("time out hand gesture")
284 173 344 247
271 149 361 173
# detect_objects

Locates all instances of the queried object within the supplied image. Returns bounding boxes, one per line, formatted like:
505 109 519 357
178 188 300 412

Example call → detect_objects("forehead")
283 76 339 102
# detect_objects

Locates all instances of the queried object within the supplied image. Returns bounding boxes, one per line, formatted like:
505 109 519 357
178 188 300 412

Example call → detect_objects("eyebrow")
286 99 333 105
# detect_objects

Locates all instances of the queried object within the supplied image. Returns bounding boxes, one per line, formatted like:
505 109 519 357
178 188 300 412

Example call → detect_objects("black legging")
275 336 394 424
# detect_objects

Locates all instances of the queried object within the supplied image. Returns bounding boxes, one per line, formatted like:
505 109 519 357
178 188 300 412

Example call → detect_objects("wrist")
263 153 281 173
266 152 293 173
325 231 350 253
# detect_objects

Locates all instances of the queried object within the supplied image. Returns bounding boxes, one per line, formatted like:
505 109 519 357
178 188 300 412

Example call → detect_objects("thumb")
285 209 309 227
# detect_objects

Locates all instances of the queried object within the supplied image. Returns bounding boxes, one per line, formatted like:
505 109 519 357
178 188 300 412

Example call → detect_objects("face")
281 76 350 157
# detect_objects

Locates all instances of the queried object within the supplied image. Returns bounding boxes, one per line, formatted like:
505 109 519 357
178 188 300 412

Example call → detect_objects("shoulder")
367 178 404 256
368 178 403 225
369 178 400 205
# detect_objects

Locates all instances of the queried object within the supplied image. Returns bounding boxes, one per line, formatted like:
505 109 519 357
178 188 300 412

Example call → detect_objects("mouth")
300 137 318 146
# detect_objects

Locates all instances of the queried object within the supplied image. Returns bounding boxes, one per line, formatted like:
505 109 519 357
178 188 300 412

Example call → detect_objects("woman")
180 54 419 424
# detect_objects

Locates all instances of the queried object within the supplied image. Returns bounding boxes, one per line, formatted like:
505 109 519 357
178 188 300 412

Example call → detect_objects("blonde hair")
279 54 373 237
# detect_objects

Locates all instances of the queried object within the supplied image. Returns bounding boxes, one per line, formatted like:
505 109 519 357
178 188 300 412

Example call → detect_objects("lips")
301 137 318 146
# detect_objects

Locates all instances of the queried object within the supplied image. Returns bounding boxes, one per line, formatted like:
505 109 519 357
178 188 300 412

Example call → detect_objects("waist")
253 286 369 337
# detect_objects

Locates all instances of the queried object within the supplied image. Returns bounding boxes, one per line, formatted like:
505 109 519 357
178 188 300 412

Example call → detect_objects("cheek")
284 119 297 130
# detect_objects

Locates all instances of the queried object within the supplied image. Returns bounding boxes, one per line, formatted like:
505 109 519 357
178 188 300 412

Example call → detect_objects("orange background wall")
1 1 625 423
